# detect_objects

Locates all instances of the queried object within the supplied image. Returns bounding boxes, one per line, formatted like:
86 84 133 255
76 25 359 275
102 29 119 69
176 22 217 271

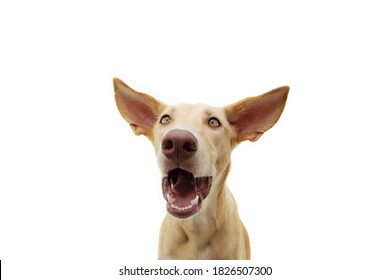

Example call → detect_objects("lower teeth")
169 194 199 211
190 195 199 206
167 193 175 203
170 204 194 211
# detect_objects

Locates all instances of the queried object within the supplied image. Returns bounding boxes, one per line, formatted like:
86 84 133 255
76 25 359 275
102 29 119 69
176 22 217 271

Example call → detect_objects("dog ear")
113 78 166 137
225 86 289 142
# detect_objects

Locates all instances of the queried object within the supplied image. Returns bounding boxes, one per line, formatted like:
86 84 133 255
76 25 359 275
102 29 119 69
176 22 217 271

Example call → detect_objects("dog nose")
162 129 198 161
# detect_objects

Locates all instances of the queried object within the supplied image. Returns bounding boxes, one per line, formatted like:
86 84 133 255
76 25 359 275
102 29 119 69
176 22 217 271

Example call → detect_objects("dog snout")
162 129 198 161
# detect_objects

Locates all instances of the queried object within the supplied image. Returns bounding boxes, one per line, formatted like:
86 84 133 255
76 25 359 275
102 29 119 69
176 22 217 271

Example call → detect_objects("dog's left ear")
225 86 289 142
113 78 166 138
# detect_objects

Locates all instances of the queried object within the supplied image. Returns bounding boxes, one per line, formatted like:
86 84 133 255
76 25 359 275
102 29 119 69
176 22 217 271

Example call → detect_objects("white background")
1 0 389 279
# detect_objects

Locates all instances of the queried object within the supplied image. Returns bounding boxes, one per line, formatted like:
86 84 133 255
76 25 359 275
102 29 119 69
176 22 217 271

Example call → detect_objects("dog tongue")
170 169 195 195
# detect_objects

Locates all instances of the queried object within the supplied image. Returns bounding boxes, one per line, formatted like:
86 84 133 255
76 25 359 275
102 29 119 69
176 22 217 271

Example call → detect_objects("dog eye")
160 115 171 125
208 117 221 128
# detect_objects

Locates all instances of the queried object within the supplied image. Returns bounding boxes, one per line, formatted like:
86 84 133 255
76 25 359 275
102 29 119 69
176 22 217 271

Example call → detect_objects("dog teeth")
169 195 199 211
190 195 199 206
169 178 174 190
166 193 175 204
170 203 195 211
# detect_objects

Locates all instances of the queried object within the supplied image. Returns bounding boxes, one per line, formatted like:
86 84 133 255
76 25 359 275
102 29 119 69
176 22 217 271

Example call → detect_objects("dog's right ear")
113 78 166 137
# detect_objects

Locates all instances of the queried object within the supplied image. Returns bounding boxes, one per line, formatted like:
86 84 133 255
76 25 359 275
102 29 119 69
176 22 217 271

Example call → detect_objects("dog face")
114 78 288 219
152 103 234 218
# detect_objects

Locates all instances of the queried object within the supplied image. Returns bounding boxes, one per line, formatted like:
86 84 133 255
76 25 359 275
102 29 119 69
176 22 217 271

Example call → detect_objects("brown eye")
208 117 221 128
160 115 171 125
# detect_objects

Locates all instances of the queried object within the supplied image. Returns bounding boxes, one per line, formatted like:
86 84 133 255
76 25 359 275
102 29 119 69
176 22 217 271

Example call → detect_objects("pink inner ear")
115 80 164 135
234 99 279 135
129 100 158 132
226 87 288 141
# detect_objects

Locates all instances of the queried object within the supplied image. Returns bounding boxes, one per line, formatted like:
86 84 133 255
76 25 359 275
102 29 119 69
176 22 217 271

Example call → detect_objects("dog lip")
162 168 212 219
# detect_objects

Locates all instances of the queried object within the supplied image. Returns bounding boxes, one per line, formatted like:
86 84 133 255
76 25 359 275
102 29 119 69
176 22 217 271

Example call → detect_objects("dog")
113 78 289 259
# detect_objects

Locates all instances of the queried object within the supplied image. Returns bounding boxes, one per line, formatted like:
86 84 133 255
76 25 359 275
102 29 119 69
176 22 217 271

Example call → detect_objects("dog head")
114 78 289 219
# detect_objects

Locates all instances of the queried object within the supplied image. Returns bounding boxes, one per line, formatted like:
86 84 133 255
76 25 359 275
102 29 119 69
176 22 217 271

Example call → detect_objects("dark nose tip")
162 129 198 161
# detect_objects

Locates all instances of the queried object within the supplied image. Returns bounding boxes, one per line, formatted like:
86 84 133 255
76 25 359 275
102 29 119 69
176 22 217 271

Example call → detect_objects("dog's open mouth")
162 168 212 219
